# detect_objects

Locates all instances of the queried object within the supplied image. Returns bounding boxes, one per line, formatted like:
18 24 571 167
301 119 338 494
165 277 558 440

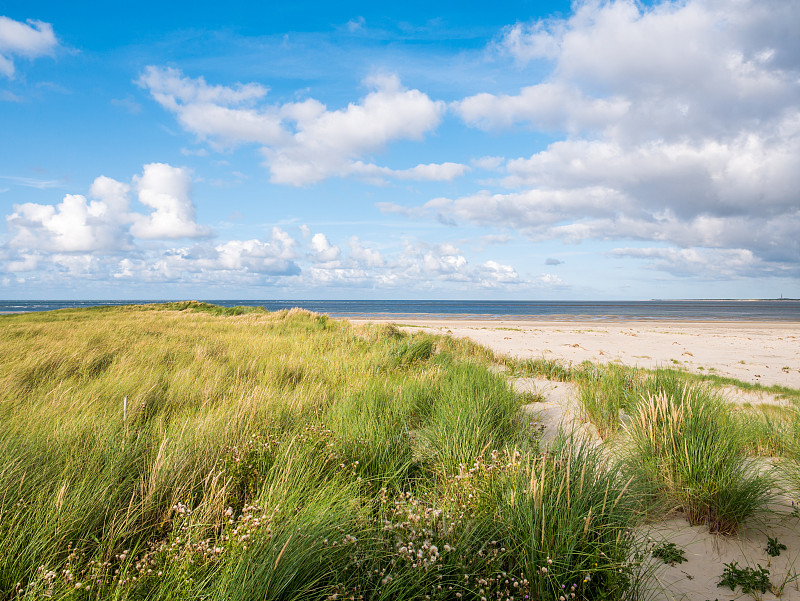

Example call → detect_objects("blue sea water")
1 299 799 321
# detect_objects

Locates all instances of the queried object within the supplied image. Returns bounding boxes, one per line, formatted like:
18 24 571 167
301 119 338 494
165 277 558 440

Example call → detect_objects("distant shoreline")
1 299 799 322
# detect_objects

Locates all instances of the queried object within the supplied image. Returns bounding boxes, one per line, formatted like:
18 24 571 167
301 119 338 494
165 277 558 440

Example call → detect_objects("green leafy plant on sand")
651 541 687 566
717 561 771 596
766 536 787 558
623 386 775 535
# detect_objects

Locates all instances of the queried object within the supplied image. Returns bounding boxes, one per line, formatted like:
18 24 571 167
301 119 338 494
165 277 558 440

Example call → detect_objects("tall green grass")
623 387 775 534
15 305 792 598
500 430 643 600
0 304 652 600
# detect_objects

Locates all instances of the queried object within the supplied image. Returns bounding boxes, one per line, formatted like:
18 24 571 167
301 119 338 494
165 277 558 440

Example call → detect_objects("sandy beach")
352 318 800 390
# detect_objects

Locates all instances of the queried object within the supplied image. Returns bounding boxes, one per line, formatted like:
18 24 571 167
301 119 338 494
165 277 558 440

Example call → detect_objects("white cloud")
7 191 132 253
482 260 519 285
425 186 628 232
471 156 505 171
420 0 800 281
110 229 300 283
350 160 468 183
6 164 209 255
0 16 58 78
139 67 446 185
375 241 522 289
497 18 565 63
347 236 384 268
6 252 38 272
502 132 800 218
309 232 341 264
540 273 565 286
490 0 799 141
2 192 544 291
454 83 629 132
130 163 210 239
266 73 446 185
609 247 769 279
137 66 281 148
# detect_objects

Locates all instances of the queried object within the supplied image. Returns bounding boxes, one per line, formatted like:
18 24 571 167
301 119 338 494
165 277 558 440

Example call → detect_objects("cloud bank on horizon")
1 0 798 299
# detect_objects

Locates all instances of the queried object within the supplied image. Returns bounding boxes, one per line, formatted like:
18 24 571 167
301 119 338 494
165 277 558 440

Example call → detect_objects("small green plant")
717 561 771 596
766 536 787 557
651 541 687 565
517 390 545 404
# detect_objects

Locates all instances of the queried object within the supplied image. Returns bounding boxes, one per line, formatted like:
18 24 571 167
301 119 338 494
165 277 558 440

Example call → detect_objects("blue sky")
1 0 798 300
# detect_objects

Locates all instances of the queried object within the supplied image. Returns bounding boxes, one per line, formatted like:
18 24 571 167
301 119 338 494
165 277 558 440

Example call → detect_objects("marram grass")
0 303 650 601
622 387 775 534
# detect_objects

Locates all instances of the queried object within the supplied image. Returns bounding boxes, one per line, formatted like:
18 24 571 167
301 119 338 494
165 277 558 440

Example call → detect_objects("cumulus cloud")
130 163 210 239
120 229 300 280
347 237 384 268
387 242 521 289
0 16 58 78
434 0 800 280
6 163 209 255
2 172 536 290
309 232 341 264
7 190 132 253
454 83 629 133
139 67 446 185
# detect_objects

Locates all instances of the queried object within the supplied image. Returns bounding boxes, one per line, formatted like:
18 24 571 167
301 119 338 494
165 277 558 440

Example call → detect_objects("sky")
1 0 798 300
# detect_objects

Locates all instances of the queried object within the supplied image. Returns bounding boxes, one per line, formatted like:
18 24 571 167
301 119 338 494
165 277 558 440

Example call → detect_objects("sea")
1 299 799 321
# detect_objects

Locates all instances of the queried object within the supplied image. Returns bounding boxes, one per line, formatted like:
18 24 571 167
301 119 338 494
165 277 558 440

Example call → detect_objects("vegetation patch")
4 304 799 600
0 304 648 601
623 388 775 534
651 542 687 566
717 562 772 596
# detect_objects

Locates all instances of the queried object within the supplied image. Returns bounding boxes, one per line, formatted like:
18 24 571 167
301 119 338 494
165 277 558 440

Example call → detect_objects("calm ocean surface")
1 299 799 321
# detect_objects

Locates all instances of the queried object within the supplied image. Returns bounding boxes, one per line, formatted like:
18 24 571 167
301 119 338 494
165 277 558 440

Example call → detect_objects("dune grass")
622 387 775 535
507 354 800 533
0 304 649 601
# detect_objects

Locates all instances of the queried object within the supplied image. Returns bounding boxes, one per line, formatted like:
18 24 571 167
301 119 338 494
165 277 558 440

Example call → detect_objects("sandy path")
353 319 800 389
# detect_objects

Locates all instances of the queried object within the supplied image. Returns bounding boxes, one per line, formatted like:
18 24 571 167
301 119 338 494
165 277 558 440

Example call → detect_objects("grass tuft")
623 386 775 534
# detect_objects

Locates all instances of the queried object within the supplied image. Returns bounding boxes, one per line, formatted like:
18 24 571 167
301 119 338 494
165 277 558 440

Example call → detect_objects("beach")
352 318 800 389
